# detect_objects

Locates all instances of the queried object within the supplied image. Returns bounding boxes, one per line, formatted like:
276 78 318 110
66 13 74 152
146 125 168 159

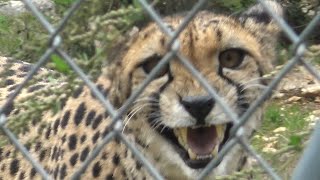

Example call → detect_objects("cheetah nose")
180 95 215 125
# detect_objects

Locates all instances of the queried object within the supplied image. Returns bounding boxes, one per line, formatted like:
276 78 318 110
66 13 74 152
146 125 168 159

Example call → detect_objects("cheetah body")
0 1 283 179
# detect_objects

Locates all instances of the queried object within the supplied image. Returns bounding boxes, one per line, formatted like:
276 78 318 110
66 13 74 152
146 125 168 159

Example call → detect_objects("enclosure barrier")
0 0 320 179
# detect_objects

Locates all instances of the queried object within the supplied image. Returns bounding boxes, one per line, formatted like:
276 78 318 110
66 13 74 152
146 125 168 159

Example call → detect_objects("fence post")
292 122 320 180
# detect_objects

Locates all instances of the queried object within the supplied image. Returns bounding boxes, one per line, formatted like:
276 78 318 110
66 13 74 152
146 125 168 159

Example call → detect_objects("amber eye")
141 54 169 78
219 49 246 69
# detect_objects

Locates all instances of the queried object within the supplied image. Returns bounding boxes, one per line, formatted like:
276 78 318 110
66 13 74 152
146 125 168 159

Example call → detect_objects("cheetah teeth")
187 149 214 160
187 145 219 160
174 125 225 160
188 148 197 160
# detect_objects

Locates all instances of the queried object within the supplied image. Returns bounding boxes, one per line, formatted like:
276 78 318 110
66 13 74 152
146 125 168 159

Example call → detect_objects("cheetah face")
110 1 282 176
139 47 259 170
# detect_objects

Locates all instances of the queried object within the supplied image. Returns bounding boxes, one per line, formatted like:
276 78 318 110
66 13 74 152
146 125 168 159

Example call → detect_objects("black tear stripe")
148 72 173 130
147 72 185 158
218 66 249 116
254 61 269 86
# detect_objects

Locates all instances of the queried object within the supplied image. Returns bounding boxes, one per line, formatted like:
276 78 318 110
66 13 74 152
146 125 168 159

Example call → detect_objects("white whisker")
123 103 152 133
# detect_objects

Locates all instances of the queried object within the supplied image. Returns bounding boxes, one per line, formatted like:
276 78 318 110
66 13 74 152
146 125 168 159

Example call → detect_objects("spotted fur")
0 1 283 179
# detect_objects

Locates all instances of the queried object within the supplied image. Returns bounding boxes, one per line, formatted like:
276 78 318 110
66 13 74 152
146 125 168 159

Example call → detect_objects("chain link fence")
0 0 319 179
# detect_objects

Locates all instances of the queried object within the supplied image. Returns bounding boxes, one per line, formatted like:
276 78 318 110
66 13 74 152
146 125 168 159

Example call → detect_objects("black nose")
180 95 215 125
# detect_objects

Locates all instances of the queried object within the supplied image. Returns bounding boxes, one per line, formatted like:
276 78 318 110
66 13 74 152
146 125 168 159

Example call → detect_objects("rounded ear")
106 26 140 65
104 63 131 108
238 1 284 43
239 1 283 25
104 27 140 108
238 1 284 74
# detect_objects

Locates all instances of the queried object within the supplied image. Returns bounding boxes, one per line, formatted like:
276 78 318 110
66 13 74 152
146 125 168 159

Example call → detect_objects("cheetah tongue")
187 126 217 156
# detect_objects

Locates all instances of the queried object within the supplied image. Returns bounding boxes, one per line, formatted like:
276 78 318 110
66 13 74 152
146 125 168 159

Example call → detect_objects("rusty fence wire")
0 0 319 179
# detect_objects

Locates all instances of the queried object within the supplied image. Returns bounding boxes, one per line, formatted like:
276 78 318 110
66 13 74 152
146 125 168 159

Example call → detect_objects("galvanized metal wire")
0 0 319 179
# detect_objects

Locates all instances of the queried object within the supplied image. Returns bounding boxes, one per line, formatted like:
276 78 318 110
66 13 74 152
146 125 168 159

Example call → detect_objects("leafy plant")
51 54 71 74
0 15 22 56
264 103 282 123
289 135 303 150
54 0 75 6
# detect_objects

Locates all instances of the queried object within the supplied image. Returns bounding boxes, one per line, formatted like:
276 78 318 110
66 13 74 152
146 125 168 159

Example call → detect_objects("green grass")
0 12 48 61
312 54 320 65
54 0 75 6
251 102 312 179
0 15 22 56
263 103 308 133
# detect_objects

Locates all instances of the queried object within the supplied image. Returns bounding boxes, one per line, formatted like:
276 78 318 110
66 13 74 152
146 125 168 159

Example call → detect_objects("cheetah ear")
105 28 140 108
239 1 283 24
106 63 131 109
238 1 284 74
238 1 284 39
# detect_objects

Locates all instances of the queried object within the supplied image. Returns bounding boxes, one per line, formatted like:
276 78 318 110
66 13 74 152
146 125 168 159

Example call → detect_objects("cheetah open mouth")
148 94 232 169
154 123 232 169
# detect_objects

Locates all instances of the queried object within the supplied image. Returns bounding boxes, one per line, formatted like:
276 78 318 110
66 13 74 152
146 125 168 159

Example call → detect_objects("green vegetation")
51 54 71 74
0 0 144 77
315 56 320 64
0 1 145 144
0 12 48 60
251 102 313 179
0 0 318 66
262 103 308 134
309 47 320 65
54 0 75 6
215 101 315 180
260 103 309 147
0 14 23 56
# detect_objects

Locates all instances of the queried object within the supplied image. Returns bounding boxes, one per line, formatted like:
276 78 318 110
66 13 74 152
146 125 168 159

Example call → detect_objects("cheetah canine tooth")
188 148 197 160
174 125 226 159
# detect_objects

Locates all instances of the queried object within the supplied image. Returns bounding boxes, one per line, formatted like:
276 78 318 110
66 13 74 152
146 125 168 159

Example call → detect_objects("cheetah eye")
219 48 246 69
141 54 169 78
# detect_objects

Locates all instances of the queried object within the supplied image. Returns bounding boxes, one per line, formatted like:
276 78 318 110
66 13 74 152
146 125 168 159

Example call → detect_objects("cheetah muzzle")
149 94 232 169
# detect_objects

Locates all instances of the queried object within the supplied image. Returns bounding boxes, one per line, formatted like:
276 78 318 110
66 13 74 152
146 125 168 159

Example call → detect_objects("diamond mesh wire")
0 0 319 179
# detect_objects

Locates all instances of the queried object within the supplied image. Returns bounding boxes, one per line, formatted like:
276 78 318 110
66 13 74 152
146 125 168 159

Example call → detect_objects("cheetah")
0 1 283 179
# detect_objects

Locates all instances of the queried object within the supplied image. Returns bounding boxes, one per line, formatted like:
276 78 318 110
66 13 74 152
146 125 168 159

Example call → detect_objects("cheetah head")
109 1 283 178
